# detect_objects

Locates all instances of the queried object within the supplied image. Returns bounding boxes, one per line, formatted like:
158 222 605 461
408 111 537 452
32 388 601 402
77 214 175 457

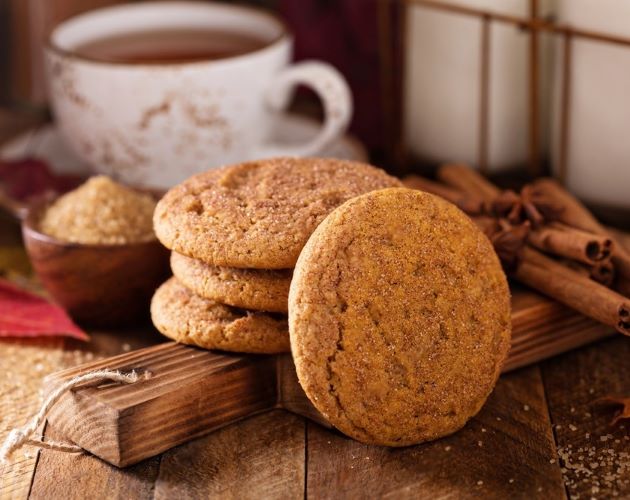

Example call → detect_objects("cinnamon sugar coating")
171 252 291 313
289 188 511 446
151 277 289 354
153 158 402 269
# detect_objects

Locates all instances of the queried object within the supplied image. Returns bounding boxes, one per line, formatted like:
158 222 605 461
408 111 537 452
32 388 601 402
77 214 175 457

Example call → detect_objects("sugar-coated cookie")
151 277 289 353
153 158 402 269
170 252 291 313
289 188 511 446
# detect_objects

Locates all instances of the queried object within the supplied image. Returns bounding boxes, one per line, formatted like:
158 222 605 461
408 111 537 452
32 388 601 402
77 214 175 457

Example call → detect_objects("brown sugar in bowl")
22 204 169 327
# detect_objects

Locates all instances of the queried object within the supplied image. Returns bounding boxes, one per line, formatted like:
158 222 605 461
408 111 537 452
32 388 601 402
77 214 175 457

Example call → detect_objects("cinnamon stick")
532 179 605 232
437 163 500 203
402 175 484 214
527 222 613 266
472 216 499 235
591 259 615 287
594 396 630 426
404 169 630 335
515 246 630 336
532 178 630 291
563 258 615 287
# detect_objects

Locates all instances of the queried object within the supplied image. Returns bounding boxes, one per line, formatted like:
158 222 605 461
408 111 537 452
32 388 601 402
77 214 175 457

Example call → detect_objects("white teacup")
45 1 352 189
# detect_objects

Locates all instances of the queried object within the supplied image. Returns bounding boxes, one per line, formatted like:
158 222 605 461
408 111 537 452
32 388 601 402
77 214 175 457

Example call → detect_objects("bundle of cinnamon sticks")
404 165 630 337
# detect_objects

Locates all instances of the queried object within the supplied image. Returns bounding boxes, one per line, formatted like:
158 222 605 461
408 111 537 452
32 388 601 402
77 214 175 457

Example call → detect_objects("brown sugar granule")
0 339 102 473
40 176 156 244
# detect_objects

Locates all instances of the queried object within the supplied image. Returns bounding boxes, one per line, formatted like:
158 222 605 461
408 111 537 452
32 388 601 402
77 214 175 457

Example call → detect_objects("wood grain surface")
1 110 629 499
0 339 74 500
16 293 627 499
7 287 627 499
305 366 565 499
154 411 305 500
39 283 614 469
30 425 161 500
44 344 278 466
541 336 630 499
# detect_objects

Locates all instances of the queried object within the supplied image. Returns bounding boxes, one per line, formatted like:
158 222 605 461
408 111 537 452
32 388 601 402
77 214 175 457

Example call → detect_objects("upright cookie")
153 158 402 269
151 277 289 354
289 188 511 446
171 252 291 313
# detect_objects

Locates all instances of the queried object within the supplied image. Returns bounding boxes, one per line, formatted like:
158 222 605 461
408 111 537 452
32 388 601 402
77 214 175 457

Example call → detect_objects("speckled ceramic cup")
45 1 352 189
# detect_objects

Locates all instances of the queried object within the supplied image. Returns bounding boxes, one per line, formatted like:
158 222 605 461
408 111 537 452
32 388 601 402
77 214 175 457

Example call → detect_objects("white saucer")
0 114 368 180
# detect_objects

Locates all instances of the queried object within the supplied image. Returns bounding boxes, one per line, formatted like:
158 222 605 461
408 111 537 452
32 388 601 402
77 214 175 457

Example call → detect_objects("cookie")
289 188 511 446
170 252 291 313
153 158 402 269
151 277 289 353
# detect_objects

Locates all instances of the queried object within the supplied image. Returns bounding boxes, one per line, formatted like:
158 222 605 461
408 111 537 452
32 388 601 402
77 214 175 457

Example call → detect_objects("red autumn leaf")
0 278 89 341
0 158 82 202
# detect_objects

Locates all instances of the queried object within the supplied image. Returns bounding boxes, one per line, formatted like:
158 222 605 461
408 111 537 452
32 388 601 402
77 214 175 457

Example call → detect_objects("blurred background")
0 0 399 163
1 0 630 224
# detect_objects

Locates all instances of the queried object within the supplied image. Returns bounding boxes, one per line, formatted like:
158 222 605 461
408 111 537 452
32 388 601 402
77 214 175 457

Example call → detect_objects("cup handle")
254 60 352 158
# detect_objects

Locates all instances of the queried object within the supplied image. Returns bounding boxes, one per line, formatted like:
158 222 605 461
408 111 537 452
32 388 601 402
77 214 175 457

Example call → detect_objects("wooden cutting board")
42 286 614 468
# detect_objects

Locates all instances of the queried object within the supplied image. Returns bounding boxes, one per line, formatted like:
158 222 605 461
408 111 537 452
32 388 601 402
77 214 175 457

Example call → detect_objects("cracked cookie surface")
151 277 290 353
289 188 511 446
153 158 402 269
171 252 292 313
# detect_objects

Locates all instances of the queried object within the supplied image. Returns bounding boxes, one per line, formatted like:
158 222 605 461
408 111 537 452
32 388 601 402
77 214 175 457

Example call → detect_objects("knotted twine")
0 369 151 463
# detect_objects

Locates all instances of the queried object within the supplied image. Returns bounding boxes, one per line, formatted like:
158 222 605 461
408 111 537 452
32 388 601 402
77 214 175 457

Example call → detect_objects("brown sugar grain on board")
39 176 156 245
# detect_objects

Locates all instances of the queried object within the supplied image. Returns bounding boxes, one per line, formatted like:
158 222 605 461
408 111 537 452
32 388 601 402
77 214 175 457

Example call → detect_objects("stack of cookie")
150 157 402 354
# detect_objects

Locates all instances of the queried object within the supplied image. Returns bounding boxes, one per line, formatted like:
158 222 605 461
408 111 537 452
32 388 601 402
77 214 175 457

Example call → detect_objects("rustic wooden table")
0 110 628 499
2 326 628 499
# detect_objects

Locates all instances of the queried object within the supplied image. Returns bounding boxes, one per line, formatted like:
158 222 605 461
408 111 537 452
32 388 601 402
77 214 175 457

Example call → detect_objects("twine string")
0 369 150 463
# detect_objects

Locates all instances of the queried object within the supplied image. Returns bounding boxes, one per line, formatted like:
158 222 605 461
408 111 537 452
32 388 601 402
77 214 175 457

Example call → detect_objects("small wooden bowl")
22 206 169 327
